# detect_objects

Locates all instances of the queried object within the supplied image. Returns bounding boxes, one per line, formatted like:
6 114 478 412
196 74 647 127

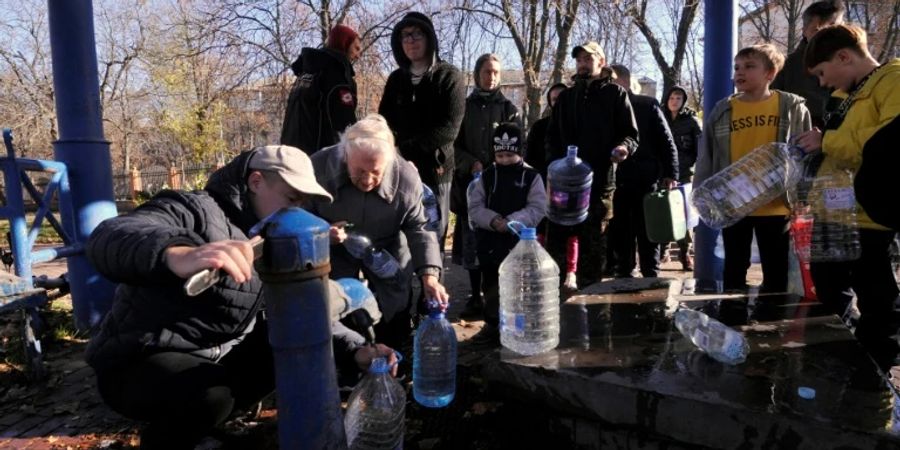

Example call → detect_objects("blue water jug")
499 224 560 355
413 300 457 408
547 145 593 225
422 183 441 233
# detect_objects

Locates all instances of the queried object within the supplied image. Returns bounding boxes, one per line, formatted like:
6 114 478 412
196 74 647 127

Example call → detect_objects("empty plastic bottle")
805 169 861 262
674 307 749 365
692 143 807 229
345 355 405 449
363 247 401 282
413 299 457 408
499 224 560 355
546 145 593 226
344 233 373 259
466 171 482 231
422 184 441 233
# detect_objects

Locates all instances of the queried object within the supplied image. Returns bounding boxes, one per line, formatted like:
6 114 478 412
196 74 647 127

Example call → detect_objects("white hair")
341 114 396 162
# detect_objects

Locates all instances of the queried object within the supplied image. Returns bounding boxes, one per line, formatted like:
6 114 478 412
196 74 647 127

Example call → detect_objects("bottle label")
500 312 526 332
823 187 855 210
549 187 591 212
721 332 746 360
695 329 709 349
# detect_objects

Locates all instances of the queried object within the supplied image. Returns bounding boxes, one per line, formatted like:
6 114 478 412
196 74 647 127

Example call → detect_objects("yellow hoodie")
820 58 900 230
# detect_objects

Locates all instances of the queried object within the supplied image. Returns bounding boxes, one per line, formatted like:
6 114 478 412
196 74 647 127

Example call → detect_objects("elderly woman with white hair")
310 114 449 348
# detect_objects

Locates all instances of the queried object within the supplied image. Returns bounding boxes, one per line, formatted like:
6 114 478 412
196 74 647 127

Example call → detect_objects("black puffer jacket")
280 47 357 154
662 86 701 183
615 93 678 189
378 12 466 187
85 151 262 373
546 72 639 194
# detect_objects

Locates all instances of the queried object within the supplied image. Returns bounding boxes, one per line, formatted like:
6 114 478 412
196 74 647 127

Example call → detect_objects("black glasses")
401 30 425 42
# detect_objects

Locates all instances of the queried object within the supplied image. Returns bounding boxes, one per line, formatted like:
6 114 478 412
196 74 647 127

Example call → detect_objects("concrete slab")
482 285 900 449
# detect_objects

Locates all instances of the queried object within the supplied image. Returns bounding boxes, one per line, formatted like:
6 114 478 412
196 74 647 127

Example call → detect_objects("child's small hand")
795 128 823 153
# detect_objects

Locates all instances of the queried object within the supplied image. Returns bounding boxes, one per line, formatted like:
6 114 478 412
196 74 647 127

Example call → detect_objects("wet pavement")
481 279 900 449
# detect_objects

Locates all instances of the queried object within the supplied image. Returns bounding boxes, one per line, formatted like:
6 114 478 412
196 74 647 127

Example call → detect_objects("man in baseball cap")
84 144 394 448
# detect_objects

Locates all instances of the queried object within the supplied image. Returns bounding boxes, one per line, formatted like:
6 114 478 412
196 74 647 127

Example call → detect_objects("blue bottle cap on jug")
797 386 816 399
519 227 537 240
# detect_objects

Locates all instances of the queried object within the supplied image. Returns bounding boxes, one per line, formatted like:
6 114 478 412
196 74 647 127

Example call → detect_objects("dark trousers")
546 193 613 287
480 263 501 328
721 215 789 292
811 229 900 370
95 321 275 450
609 186 660 278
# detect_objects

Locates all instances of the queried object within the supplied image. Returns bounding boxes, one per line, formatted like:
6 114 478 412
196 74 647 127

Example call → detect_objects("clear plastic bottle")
413 300 457 408
466 171 482 231
499 226 560 355
363 247 401 282
806 169 861 262
421 184 441 233
692 143 806 229
546 145 593 226
344 355 405 449
344 233 373 259
674 307 749 365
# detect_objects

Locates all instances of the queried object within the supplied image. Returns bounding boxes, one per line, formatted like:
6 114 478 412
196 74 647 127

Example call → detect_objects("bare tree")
622 0 700 100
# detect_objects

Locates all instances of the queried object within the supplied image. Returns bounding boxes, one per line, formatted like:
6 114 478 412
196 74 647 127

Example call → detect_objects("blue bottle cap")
427 299 445 318
519 227 537 240
797 386 816 399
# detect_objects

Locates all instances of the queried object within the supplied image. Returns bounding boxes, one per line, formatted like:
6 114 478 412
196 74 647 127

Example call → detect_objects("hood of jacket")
204 150 259 233
663 85 691 115
291 47 355 78
390 12 439 70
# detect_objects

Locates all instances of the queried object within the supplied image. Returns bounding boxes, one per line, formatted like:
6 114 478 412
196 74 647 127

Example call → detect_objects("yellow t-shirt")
729 92 789 217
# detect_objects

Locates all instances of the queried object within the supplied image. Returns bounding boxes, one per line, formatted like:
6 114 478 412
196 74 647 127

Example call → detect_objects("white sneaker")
564 272 578 291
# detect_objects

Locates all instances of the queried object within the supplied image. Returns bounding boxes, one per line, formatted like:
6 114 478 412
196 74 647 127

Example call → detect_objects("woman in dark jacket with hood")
451 53 519 317
379 12 466 250
281 24 361 155
662 85 702 270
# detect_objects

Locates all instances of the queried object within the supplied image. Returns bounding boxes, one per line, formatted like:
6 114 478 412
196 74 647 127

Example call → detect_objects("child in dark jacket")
466 123 547 347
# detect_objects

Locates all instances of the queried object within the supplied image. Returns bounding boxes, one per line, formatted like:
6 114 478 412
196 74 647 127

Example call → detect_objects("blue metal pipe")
47 0 118 330
255 207 346 449
694 0 737 293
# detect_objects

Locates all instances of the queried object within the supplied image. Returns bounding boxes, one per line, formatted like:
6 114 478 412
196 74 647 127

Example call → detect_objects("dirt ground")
0 242 761 449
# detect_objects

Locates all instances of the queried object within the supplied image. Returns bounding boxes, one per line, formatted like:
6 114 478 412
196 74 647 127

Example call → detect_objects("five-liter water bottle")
466 171 482 230
422 184 441 233
802 169 861 262
499 225 560 355
413 299 457 408
345 355 406 449
674 307 749 365
546 145 593 225
692 142 807 229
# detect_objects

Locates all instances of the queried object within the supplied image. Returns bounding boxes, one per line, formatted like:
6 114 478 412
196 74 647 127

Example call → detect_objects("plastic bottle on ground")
413 299 457 408
674 307 749 365
344 355 406 450
546 145 593 226
499 225 560 355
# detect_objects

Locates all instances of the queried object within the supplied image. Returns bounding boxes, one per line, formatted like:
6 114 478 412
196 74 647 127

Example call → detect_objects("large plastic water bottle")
674 307 749 365
466 171 482 230
499 224 560 355
422 184 441 233
805 169 861 262
413 300 457 408
692 143 806 229
363 247 401 282
546 145 593 225
344 355 405 449
344 233 373 259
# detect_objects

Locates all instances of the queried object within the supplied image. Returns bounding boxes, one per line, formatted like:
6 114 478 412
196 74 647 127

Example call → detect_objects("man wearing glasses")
379 12 466 257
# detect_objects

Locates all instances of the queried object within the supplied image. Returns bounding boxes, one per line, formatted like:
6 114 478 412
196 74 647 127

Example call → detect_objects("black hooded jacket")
662 85 702 183
546 72 639 194
615 92 678 189
85 150 361 373
280 47 357 154
378 12 466 187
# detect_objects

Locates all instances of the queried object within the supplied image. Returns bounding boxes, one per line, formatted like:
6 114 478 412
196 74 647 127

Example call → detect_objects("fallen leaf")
47 436 58 443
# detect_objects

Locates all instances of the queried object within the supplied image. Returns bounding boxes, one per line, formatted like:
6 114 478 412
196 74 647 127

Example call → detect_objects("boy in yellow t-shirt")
695 44 812 292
